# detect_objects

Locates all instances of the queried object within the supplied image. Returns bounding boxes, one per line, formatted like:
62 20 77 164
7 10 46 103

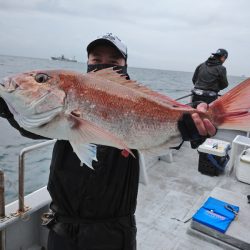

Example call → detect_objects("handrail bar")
18 139 56 212
0 170 5 250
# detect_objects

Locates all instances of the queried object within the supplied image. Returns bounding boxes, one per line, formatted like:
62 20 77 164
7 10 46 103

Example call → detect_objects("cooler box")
235 148 250 184
192 197 239 233
197 139 231 176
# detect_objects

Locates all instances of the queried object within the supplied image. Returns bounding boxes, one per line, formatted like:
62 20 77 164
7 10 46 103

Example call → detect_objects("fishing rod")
175 93 222 101
175 93 193 101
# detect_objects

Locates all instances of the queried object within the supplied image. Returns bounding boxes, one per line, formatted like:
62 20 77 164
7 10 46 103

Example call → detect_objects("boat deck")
136 142 250 250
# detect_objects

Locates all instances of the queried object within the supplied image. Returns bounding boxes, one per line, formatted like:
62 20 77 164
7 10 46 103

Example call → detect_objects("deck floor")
136 142 250 250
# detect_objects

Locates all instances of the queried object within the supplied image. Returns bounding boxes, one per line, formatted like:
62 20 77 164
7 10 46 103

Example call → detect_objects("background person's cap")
87 33 127 61
212 48 228 59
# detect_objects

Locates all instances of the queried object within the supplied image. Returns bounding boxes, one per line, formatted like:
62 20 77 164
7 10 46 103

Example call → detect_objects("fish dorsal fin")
88 68 190 108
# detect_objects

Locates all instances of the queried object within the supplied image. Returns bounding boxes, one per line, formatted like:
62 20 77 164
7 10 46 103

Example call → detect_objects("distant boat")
51 55 77 63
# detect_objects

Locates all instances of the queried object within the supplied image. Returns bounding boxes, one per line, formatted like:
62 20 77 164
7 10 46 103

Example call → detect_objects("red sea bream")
1 68 250 168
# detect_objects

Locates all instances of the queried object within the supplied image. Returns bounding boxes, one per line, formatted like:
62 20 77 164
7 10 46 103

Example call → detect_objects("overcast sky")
0 0 249 76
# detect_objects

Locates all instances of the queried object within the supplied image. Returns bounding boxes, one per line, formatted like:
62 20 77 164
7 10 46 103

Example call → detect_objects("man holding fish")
0 33 217 249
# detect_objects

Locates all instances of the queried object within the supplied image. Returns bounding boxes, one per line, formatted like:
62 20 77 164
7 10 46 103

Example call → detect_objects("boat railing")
18 139 57 212
0 171 5 250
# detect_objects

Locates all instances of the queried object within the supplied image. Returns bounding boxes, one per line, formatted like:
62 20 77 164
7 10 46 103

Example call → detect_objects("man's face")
220 56 227 64
88 44 126 66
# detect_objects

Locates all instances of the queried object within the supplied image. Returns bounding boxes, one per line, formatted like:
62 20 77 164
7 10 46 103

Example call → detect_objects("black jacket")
48 141 139 219
192 57 228 92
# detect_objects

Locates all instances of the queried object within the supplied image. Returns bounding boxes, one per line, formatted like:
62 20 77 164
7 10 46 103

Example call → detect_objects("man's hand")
175 102 217 149
191 103 216 137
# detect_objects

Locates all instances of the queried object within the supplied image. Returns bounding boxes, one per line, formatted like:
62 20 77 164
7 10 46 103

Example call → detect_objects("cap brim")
87 38 126 59
212 53 224 57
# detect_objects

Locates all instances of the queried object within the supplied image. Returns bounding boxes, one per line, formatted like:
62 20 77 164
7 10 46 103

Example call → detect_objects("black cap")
212 48 228 59
87 33 127 61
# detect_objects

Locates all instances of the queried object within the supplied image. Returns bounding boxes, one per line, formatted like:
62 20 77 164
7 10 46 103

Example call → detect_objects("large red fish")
0 68 249 168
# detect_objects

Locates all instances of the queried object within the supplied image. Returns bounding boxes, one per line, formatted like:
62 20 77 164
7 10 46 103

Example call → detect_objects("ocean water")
0 55 246 204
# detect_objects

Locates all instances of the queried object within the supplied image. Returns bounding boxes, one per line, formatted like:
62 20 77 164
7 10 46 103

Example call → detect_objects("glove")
0 97 13 119
178 113 207 149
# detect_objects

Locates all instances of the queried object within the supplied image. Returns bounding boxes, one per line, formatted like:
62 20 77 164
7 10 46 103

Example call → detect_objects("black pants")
47 216 137 250
191 94 218 106
47 230 77 250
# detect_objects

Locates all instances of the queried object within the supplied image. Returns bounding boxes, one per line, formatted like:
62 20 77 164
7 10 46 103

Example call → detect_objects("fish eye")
35 73 50 83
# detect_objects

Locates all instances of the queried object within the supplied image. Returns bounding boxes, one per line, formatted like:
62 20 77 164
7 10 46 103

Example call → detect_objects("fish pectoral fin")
70 142 97 169
68 114 134 156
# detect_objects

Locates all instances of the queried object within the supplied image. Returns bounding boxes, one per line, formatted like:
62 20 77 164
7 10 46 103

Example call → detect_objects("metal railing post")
18 139 56 213
18 154 25 213
0 170 5 217
0 170 6 250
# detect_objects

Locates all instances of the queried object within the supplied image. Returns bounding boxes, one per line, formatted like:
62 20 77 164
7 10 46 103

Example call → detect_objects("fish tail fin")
209 78 250 131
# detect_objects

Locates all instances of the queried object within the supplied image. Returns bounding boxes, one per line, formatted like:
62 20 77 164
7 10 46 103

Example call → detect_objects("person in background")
192 48 229 105
0 33 216 250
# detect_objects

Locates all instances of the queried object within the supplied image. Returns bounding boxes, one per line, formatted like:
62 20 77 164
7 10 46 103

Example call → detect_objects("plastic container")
235 148 250 184
197 139 231 176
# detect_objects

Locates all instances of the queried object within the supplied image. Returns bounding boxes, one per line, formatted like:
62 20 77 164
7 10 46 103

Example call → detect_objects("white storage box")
198 139 231 157
235 148 250 184
197 139 231 176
